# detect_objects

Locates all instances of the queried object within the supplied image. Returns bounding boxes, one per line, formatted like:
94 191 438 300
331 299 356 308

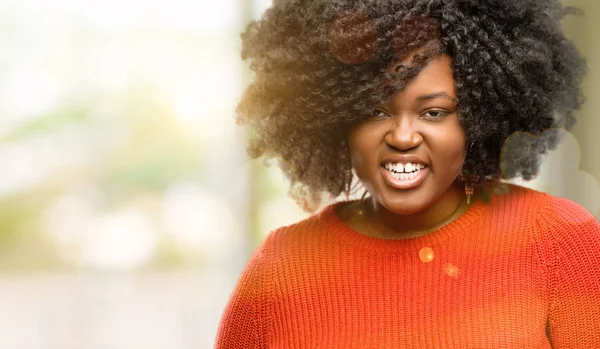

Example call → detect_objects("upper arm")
537 197 600 347
215 236 275 349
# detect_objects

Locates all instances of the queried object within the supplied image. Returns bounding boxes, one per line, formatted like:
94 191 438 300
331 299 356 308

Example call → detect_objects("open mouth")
381 162 429 189
384 162 426 178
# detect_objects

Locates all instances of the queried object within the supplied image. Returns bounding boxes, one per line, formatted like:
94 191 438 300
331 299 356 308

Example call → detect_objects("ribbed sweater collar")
318 198 487 253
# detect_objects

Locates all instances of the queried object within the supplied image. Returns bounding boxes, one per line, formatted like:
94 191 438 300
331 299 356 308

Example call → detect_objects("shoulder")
261 202 341 251
538 195 597 226
490 182 596 218
514 186 600 269
479 183 551 223
534 193 599 242
486 182 549 206
476 183 599 239
488 183 598 232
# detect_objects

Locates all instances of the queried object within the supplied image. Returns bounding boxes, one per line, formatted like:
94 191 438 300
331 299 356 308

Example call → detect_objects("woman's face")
347 54 466 215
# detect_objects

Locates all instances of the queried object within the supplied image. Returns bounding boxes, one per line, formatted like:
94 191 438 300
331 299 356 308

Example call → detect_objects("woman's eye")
369 110 388 118
422 110 448 119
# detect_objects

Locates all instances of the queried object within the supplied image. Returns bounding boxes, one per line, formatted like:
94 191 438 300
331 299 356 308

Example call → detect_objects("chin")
377 195 431 216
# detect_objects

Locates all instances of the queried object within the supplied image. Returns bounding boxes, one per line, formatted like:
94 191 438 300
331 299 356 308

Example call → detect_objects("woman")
216 0 600 347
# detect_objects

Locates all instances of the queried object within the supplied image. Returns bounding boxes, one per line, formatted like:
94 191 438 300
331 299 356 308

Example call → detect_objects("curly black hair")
237 0 586 208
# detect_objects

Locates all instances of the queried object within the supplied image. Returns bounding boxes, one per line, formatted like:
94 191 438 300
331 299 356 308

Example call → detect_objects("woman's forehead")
383 55 457 107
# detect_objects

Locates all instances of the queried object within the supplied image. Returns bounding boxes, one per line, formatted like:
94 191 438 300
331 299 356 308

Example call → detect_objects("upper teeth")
384 162 425 173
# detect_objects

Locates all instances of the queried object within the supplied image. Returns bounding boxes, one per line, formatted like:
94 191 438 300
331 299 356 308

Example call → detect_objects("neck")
362 181 467 239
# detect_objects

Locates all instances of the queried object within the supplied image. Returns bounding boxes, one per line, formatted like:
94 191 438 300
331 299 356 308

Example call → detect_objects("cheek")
347 132 377 182
433 128 466 170
347 127 374 171
348 144 369 178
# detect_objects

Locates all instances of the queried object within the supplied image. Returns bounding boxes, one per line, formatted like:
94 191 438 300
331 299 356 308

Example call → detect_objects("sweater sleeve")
214 234 275 349
536 196 600 348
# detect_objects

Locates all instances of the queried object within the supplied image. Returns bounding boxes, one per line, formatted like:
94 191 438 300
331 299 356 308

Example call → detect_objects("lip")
381 154 428 166
380 165 429 190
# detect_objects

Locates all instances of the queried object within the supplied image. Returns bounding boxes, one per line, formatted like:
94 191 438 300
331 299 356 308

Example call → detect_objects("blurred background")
0 0 597 348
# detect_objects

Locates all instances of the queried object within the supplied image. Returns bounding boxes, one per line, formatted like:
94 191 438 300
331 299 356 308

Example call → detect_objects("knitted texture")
216 185 600 348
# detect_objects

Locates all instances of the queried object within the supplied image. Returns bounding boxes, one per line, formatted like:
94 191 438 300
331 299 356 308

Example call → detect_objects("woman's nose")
384 117 423 150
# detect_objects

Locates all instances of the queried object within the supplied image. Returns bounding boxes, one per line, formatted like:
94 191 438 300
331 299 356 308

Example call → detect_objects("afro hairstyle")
236 0 586 209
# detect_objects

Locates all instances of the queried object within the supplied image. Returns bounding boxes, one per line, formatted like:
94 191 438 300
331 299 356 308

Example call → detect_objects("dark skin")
338 54 471 239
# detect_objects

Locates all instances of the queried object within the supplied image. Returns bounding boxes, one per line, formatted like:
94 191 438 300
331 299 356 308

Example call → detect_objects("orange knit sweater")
216 185 600 348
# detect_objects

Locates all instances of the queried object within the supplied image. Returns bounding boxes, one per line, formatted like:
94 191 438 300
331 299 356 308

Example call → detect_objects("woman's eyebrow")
416 92 456 102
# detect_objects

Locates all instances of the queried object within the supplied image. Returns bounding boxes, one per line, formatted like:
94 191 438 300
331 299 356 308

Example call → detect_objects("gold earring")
460 173 475 205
